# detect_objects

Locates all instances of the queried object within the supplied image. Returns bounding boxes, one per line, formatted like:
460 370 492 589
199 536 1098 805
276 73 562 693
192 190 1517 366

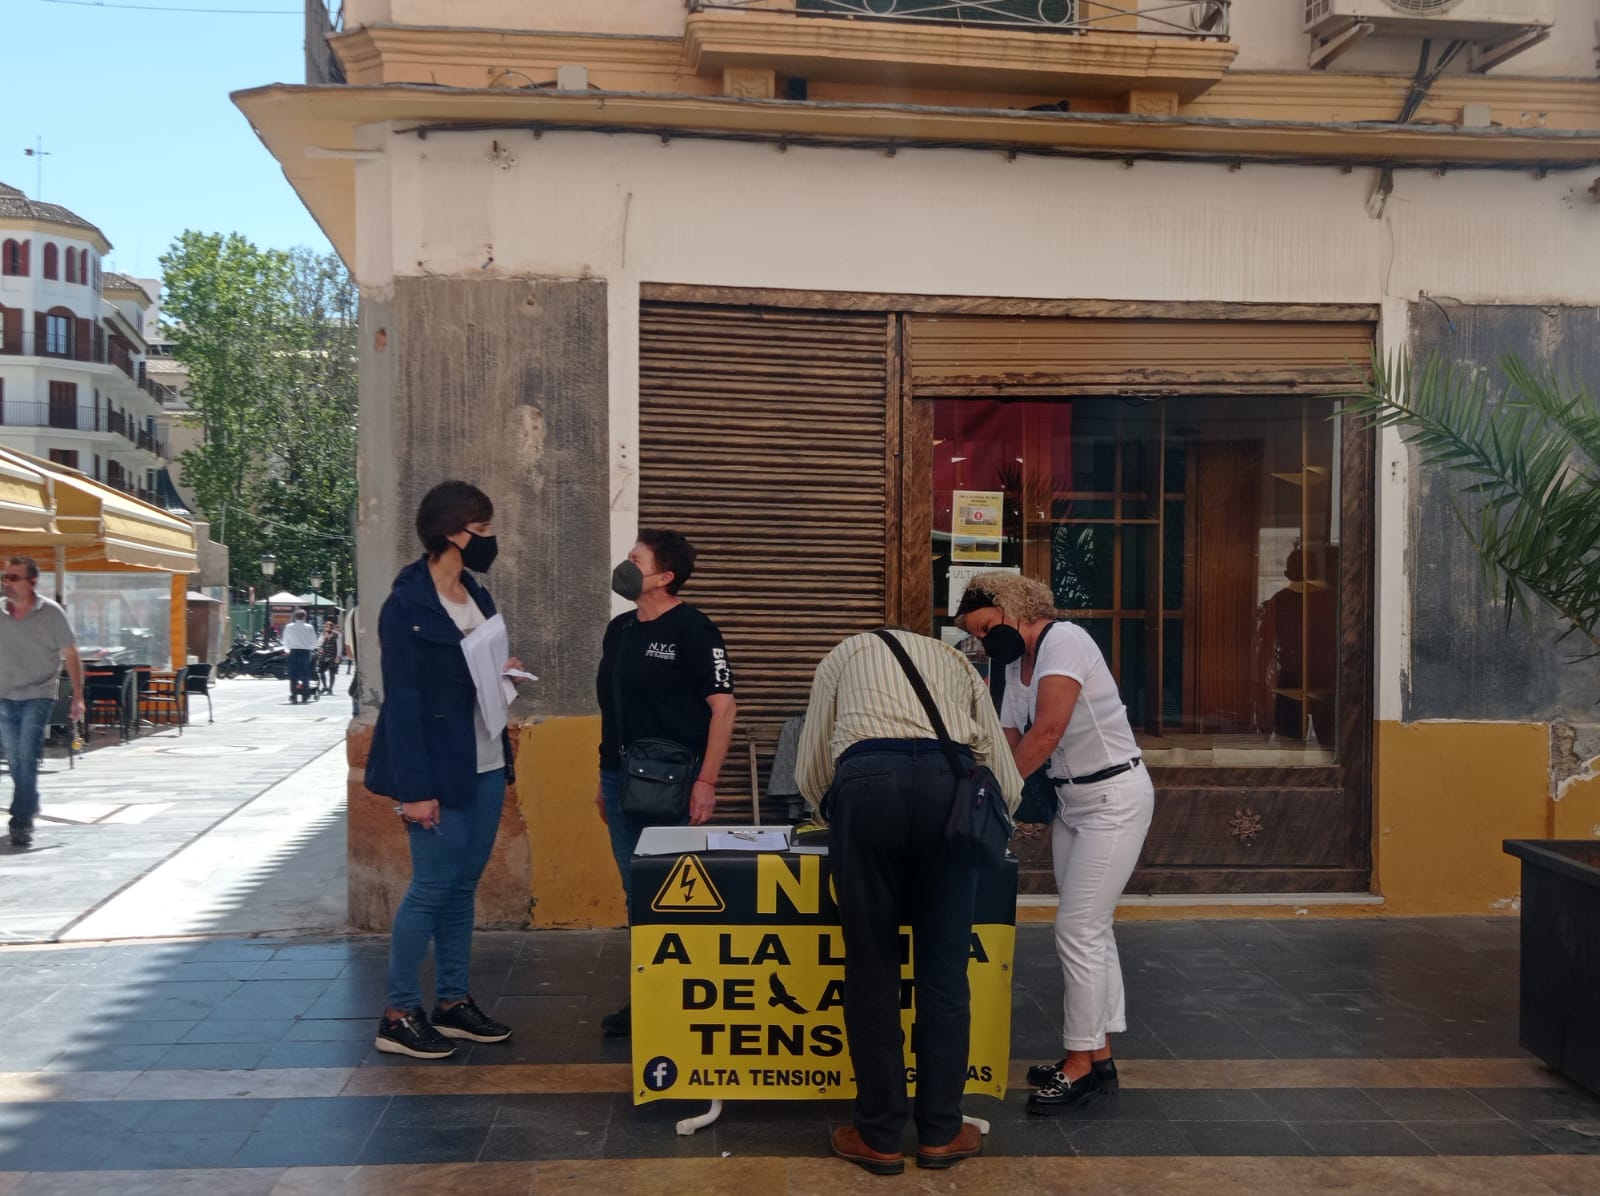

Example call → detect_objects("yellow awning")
0 448 55 536
0 446 198 573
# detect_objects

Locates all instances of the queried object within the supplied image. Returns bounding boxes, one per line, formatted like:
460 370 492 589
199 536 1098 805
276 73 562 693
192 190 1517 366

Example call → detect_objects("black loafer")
1026 1067 1100 1115
1027 1056 1118 1092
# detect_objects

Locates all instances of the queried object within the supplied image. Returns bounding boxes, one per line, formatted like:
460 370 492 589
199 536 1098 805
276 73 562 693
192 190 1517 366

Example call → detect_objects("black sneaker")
432 996 511 1043
10 828 32 849
600 1001 632 1037
375 1008 456 1059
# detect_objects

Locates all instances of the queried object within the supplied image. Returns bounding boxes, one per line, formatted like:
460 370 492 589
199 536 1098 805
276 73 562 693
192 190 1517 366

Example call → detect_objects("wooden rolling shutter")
907 316 1374 393
638 302 891 817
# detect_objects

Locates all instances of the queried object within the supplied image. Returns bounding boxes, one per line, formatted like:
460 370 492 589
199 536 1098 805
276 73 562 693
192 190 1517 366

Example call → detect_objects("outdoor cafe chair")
184 663 214 724
140 667 189 734
85 665 136 744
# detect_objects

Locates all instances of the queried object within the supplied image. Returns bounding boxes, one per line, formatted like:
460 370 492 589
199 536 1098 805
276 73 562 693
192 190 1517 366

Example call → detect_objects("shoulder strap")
871 629 967 779
1021 619 1058 735
610 615 636 748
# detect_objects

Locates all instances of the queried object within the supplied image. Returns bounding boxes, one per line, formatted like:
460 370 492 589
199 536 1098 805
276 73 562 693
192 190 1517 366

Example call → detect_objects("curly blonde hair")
957 571 1059 625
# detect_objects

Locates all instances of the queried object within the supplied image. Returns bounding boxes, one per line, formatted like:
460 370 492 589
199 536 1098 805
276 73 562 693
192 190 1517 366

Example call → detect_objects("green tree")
1347 353 1600 654
160 232 357 603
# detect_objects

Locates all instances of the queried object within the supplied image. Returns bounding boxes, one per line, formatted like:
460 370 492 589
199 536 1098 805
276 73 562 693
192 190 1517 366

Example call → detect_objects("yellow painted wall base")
1375 720 1554 916
517 715 627 928
1555 770 1600 841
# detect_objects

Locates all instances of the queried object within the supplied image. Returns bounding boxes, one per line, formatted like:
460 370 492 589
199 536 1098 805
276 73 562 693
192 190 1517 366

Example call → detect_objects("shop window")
2 238 26 276
48 448 79 470
932 394 1339 765
42 242 58 280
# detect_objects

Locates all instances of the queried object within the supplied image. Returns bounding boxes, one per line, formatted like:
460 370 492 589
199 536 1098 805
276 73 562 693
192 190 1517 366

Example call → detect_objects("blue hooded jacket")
364 556 515 804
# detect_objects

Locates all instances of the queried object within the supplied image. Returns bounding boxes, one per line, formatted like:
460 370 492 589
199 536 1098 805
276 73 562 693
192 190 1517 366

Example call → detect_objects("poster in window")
951 490 1003 562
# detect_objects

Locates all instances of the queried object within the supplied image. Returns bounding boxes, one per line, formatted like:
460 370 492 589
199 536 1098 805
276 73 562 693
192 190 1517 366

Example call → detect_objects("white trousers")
1051 763 1155 1052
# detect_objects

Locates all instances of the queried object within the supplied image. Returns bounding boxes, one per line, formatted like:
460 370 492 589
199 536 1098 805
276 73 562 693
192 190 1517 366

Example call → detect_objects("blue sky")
2 0 331 281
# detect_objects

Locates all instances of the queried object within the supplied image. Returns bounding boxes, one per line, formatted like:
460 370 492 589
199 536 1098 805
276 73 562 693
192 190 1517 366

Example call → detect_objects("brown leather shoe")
916 1122 983 1170
831 1125 905 1176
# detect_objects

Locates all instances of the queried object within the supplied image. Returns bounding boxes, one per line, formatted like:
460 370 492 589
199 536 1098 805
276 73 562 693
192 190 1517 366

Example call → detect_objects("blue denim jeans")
385 767 506 1011
0 698 53 832
599 768 644 911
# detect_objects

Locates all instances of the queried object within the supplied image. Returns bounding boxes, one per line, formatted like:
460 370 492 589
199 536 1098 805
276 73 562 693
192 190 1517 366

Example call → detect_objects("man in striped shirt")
796 629 1021 1176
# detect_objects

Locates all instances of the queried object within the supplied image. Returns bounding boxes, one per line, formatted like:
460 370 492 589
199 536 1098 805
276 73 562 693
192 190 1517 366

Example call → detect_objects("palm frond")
1343 350 1600 654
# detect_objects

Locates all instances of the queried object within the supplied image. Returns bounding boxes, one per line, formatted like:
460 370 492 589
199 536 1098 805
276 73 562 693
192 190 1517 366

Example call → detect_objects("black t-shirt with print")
597 602 735 768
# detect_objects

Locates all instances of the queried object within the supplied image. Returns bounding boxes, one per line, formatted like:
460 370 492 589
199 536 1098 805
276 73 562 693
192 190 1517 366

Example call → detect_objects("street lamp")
308 572 323 617
259 553 276 642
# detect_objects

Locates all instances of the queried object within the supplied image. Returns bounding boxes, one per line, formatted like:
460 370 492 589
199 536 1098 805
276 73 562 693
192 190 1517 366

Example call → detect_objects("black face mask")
981 623 1026 666
611 560 644 601
458 531 498 573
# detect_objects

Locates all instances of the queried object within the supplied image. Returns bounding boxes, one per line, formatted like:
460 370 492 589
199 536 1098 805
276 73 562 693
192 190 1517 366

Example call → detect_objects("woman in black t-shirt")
594 528 736 1036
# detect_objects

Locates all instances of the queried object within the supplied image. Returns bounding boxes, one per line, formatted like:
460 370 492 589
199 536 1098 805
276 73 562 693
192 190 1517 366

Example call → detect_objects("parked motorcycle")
217 634 290 680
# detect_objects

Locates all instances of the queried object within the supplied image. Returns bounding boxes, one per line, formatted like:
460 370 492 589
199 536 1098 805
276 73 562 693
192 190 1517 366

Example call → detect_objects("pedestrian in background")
316 616 342 695
365 480 522 1059
955 573 1153 1115
796 627 1021 1175
594 528 736 1038
281 609 320 704
0 556 85 850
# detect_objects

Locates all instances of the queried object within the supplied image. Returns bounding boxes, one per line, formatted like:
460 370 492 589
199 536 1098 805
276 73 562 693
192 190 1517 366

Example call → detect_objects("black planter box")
1504 839 1600 1097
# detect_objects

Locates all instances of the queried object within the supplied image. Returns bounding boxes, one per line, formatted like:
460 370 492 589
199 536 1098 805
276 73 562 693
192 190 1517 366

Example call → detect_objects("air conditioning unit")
1305 0 1555 40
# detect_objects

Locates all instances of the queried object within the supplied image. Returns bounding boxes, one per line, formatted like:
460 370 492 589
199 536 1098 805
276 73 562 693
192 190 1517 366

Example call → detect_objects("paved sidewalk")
0 677 349 943
0 919 1596 1193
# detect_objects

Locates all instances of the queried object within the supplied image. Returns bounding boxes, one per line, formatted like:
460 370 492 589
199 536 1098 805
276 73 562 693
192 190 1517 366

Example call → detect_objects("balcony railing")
687 0 1230 38
2 399 82 431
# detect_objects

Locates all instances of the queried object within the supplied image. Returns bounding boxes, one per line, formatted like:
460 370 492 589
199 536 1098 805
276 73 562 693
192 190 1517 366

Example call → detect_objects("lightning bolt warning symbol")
651 854 724 912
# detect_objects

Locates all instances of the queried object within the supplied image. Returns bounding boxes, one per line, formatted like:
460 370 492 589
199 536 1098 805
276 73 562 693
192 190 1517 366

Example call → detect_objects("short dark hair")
5 555 39 581
416 480 494 558
293 609 307 622
637 528 696 595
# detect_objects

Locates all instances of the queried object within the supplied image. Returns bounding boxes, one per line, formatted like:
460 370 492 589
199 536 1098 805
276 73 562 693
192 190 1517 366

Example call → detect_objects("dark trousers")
287 649 315 702
831 742 979 1153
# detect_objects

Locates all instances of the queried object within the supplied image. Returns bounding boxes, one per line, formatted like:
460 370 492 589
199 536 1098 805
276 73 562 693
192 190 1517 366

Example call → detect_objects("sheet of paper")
705 829 791 852
503 668 538 682
460 613 511 738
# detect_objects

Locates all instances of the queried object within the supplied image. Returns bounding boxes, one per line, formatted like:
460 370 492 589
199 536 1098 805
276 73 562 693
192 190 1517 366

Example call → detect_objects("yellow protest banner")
630 851 1016 1104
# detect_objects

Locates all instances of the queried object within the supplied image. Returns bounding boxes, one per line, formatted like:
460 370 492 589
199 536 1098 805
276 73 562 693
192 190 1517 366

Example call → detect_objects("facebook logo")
643 1055 678 1092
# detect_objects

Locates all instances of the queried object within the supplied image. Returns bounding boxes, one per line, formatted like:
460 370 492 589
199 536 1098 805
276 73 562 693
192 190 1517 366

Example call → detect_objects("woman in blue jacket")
366 480 520 1059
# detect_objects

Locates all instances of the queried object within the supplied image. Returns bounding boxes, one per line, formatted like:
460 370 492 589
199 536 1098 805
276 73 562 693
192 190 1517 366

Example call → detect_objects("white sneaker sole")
435 1024 511 1043
374 1035 456 1059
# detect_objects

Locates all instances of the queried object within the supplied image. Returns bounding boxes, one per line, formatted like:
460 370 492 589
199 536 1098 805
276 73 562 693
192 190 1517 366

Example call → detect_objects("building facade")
0 185 180 509
245 0 1600 928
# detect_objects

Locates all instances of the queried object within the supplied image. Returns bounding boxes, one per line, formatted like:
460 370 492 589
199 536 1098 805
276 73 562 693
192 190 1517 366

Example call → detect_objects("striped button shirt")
795 629 1024 815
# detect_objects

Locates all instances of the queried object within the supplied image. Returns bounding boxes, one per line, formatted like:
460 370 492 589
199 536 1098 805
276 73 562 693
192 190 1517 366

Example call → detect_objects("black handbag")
872 630 1013 868
612 616 697 826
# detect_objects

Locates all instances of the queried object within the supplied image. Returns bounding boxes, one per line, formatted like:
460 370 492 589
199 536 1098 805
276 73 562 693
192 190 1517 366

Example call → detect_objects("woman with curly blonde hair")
955 571 1153 1116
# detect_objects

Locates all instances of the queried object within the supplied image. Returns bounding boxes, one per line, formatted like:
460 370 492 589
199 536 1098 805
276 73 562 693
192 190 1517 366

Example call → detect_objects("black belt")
1058 758 1141 786
840 737 967 763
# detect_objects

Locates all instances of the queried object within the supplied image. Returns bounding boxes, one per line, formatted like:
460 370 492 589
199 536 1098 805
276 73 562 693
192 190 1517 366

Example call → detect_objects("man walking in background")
796 627 1021 1175
0 556 85 849
281 608 320 704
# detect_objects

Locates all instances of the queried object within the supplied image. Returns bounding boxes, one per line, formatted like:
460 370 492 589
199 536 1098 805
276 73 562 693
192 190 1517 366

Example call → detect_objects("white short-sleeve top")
999 621 1138 780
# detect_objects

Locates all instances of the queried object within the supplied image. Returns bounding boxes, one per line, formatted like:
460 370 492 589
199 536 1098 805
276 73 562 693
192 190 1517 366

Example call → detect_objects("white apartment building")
0 182 180 508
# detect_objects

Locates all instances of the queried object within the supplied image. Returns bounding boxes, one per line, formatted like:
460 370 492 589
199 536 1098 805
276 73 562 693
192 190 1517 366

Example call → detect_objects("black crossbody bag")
1013 620 1061 826
872 630 1013 868
612 616 698 826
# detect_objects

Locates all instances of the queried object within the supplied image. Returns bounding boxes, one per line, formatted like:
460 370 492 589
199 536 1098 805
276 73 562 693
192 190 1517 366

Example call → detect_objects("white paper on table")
705 829 791 852
460 613 512 738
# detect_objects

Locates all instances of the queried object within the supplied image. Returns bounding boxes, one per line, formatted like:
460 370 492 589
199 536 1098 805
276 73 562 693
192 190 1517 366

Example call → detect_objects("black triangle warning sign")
651 854 725 913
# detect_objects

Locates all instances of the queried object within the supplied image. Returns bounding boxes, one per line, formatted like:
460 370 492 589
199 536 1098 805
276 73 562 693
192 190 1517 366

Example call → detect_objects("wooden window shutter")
74 317 92 361
638 301 892 817
1 306 20 354
34 311 47 355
